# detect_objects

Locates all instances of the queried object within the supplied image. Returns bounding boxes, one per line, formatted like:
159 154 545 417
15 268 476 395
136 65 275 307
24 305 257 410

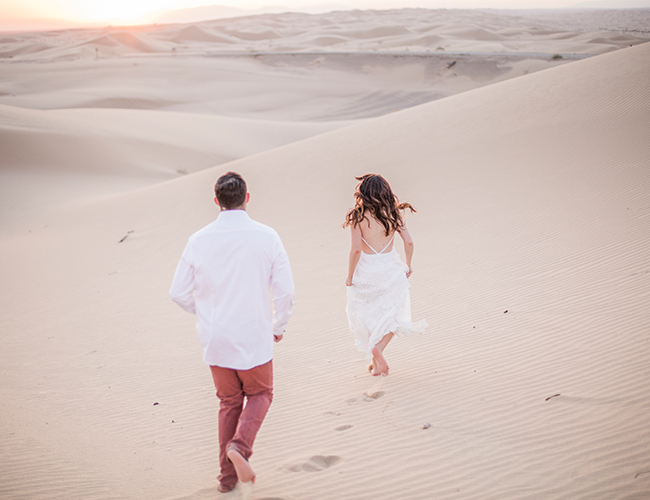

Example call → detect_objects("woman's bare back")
359 216 396 254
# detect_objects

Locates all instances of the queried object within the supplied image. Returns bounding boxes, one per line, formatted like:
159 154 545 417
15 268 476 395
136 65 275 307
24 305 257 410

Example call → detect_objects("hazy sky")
0 0 644 31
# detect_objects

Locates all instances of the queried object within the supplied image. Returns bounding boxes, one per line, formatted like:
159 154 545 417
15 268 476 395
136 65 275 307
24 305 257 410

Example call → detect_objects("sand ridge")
1 9 649 60
0 101 351 225
2 9 646 217
4 8 646 223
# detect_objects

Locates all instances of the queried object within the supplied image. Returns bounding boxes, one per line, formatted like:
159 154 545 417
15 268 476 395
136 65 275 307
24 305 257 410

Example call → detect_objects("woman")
344 174 427 376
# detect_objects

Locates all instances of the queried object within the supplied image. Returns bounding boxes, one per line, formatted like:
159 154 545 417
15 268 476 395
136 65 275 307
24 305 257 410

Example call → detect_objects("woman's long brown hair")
343 174 415 236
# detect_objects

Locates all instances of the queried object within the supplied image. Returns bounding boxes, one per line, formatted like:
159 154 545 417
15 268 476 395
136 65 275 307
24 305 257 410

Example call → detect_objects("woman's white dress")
346 236 427 358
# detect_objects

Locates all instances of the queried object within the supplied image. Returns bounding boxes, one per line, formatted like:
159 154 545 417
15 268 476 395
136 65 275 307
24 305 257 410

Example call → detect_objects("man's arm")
270 236 295 338
170 244 197 314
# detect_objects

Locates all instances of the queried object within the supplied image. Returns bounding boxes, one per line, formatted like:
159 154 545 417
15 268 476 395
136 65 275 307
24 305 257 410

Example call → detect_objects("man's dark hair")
215 172 247 210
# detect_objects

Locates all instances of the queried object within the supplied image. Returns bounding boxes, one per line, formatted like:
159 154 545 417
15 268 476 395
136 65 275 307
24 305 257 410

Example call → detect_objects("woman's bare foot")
368 362 381 376
227 448 256 484
371 347 389 376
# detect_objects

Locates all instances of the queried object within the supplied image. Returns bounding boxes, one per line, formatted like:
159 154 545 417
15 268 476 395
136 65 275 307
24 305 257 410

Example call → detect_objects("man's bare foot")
218 484 234 493
371 347 389 376
227 448 256 484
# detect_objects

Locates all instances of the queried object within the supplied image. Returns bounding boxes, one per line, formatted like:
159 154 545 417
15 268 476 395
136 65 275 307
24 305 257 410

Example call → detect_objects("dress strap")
361 234 395 254
361 236 379 254
378 234 395 254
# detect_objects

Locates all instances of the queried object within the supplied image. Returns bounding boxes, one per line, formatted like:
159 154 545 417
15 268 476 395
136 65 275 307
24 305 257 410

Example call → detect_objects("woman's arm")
346 224 363 286
398 225 414 278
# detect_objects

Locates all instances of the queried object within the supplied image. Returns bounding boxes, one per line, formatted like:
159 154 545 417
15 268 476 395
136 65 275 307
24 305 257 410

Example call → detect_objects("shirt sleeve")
270 235 295 336
170 241 197 315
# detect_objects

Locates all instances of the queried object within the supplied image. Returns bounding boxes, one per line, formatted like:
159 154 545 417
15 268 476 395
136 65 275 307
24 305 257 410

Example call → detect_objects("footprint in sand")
363 390 385 401
284 455 343 472
335 424 353 431
346 391 385 405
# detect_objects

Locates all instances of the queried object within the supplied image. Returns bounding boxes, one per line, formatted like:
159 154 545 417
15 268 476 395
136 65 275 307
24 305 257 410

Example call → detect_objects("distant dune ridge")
0 8 649 500
1 8 649 60
150 3 352 24
1 9 647 219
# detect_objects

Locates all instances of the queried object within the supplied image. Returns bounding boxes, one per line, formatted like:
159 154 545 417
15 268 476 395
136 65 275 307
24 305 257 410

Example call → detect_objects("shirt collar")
216 209 250 225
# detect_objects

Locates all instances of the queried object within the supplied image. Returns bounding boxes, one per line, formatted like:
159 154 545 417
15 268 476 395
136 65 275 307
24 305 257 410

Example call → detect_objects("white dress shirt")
170 210 294 370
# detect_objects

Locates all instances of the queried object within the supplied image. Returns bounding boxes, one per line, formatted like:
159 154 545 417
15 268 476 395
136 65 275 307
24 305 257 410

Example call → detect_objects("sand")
1 8 649 500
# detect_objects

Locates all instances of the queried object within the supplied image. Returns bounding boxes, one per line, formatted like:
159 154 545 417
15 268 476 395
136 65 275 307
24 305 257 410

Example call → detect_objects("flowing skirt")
346 248 427 358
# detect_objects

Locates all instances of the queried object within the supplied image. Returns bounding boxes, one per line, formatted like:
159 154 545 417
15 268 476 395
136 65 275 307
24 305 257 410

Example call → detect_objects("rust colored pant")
210 360 273 490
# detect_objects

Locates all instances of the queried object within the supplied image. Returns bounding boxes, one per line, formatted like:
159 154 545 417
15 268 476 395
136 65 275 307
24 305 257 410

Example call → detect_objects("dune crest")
1 9 648 61
6 8 646 224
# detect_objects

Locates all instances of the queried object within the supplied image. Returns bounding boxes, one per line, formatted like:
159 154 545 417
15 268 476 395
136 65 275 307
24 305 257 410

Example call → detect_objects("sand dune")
0 103 351 225
2 9 649 61
0 41 52 58
166 25 236 44
1 18 648 498
12 6 632 229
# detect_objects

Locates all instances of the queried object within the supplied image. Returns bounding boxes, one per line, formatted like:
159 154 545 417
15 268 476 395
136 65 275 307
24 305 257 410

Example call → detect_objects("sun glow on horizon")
1 0 214 28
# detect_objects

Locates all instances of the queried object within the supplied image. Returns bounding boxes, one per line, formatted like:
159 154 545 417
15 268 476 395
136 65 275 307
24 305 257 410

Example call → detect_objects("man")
170 171 294 492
